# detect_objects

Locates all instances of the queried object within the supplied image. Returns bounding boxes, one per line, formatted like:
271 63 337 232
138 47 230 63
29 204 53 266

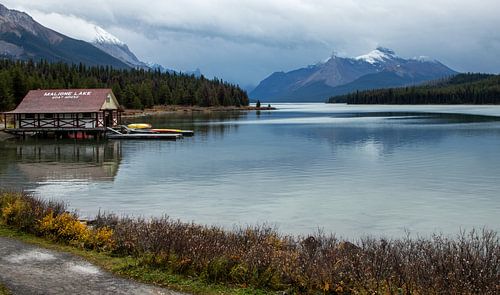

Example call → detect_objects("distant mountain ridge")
0 3 129 68
251 47 457 102
328 73 500 104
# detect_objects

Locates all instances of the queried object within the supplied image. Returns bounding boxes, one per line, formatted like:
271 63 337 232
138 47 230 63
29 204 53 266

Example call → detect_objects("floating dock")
106 127 182 140
107 133 182 140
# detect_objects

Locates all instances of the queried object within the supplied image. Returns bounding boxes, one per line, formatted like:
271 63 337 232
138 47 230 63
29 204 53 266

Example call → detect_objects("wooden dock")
106 127 182 140
4 127 107 139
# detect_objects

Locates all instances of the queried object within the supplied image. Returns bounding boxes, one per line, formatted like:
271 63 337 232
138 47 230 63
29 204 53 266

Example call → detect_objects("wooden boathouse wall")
2 89 122 139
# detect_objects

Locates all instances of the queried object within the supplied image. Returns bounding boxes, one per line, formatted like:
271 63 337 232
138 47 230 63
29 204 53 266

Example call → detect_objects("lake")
1 103 499 238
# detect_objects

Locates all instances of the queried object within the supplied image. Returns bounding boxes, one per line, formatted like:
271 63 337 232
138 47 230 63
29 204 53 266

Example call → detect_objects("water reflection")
1 105 499 237
126 111 249 138
0 140 122 187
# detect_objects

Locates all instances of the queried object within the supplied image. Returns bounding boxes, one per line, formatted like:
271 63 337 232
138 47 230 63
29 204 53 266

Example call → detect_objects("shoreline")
122 105 276 118
1 191 497 295
0 124 16 141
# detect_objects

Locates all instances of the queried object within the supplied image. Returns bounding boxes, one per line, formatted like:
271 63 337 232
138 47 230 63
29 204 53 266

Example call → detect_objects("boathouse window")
25 114 35 119
106 95 111 103
82 113 92 118
43 114 53 119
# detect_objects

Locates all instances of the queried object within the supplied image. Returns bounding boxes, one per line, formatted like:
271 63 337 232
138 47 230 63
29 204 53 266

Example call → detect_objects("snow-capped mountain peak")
251 46 456 102
92 25 125 45
89 25 149 69
355 47 397 64
411 55 437 63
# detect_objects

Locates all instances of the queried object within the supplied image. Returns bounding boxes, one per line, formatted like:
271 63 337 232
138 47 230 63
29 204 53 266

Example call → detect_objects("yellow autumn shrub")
89 226 115 251
38 212 115 251
0 192 19 209
1 198 29 228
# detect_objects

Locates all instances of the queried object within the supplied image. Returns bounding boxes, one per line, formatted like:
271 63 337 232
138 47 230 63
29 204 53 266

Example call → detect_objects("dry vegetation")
1 191 498 294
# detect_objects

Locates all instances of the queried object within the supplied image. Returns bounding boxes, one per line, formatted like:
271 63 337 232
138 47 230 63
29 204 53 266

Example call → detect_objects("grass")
0 225 272 295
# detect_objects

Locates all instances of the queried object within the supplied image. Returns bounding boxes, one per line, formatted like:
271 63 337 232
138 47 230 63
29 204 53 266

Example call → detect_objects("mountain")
89 25 205 76
328 73 500 104
0 4 205 79
250 47 457 102
90 25 148 69
146 63 202 77
0 4 129 68
146 62 176 74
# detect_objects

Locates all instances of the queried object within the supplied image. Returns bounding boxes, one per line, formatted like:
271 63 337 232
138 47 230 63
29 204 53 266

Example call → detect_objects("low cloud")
26 11 101 42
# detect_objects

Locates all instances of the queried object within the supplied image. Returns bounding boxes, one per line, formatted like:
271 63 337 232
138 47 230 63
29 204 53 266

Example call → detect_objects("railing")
7 112 119 129
18 118 97 128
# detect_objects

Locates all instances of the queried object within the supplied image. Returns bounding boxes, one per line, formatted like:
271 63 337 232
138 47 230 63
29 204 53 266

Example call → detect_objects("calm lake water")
1 103 500 238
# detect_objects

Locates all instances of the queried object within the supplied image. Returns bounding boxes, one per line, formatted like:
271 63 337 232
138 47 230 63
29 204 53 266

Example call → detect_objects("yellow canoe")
152 129 194 136
127 123 152 129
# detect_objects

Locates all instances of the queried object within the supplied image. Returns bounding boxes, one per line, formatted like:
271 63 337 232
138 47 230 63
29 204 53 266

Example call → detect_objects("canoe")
127 123 152 129
128 129 158 134
152 129 194 136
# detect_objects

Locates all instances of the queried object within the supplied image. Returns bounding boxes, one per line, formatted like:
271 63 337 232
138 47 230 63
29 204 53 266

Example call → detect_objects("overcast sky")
3 0 500 88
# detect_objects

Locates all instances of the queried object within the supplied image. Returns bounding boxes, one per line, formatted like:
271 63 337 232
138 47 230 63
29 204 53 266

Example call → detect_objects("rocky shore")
122 105 275 117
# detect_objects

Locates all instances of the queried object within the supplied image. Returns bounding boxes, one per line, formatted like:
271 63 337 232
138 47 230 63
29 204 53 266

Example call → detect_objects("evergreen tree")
0 59 249 111
0 73 14 111
328 73 500 105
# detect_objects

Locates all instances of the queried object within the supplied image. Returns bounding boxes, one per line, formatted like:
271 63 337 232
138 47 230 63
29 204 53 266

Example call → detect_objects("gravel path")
0 237 187 295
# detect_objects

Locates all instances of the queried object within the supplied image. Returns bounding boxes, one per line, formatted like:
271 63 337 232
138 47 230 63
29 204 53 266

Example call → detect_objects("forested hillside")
0 59 248 111
328 73 500 104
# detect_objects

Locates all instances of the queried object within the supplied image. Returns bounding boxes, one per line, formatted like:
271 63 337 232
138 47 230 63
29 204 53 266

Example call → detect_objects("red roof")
7 89 116 114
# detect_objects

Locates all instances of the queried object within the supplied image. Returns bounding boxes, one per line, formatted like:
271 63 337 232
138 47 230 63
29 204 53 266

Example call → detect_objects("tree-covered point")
328 73 500 104
0 59 249 111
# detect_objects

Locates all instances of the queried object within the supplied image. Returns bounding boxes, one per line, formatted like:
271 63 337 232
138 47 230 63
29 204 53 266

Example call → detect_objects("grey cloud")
3 0 499 86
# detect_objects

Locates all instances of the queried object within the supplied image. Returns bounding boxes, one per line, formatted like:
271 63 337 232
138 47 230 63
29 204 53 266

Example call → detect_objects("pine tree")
0 59 249 111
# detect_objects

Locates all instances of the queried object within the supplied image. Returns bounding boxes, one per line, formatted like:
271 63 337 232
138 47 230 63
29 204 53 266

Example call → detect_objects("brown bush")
2 192 498 294
94 212 499 294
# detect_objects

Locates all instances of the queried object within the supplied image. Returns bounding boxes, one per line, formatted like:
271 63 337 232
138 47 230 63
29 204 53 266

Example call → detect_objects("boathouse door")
104 111 113 127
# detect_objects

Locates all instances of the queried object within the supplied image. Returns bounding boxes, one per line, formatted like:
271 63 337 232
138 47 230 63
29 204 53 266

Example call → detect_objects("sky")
3 0 500 88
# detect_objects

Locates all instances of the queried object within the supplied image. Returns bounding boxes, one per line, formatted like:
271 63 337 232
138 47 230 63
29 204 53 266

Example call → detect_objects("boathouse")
3 89 121 138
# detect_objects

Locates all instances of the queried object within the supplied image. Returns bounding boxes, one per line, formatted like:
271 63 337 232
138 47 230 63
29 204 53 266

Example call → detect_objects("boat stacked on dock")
106 124 194 140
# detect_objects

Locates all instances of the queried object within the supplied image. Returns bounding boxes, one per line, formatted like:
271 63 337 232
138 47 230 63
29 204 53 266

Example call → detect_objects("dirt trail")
0 237 186 295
